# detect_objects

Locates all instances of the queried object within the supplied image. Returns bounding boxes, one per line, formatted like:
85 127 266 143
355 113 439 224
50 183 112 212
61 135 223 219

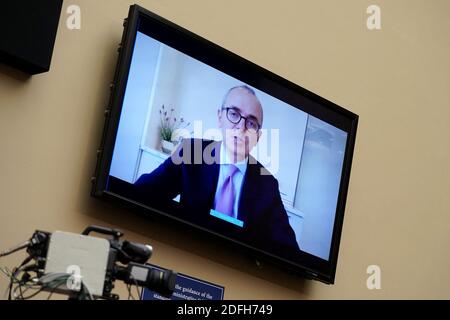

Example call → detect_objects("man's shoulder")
247 156 279 186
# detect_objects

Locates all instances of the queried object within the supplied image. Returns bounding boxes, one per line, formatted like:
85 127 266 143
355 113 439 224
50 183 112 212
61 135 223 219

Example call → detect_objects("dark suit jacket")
132 139 300 256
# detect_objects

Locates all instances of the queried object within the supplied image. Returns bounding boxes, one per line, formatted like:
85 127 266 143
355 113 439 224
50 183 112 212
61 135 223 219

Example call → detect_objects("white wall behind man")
110 32 160 182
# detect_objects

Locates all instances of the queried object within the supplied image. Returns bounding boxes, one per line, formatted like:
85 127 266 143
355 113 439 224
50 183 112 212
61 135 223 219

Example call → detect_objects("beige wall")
1 0 449 299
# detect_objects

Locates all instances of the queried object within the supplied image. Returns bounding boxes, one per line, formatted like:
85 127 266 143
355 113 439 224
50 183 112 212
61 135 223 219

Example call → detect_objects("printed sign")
141 265 224 300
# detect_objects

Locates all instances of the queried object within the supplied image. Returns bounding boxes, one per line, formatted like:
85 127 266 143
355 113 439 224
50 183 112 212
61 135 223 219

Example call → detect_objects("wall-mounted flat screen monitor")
92 5 358 284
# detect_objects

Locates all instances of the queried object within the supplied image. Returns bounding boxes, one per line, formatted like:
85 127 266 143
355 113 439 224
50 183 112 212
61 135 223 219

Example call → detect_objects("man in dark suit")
133 85 300 256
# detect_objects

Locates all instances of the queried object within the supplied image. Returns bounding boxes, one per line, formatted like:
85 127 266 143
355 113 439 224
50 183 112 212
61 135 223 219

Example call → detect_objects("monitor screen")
92 5 358 284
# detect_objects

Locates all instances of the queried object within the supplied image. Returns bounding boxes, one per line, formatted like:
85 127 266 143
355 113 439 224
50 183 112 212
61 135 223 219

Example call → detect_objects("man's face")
218 88 263 162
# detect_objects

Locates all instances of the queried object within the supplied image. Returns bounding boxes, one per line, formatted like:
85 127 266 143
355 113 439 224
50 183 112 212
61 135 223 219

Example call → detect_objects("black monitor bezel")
91 4 358 284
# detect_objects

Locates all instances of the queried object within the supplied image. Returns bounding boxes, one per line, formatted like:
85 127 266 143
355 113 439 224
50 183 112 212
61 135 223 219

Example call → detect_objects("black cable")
46 278 68 300
80 283 87 300
20 275 68 300
19 276 51 300
18 281 24 300
8 256 33 300
7 261 40 300
13 282 26 300
129 275 142 300
13 281 36 300
18 285 46 300
135 283 142 300
0 240 31 258
83 282 94 300
8 267 16 300
77 282 89 300
11 278 44 300
127 283 134 300
83 283 94 300
17 270 34 300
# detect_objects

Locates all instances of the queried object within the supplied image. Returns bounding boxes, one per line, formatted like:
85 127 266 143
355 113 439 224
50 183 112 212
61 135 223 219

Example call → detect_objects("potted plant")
159 105 190 154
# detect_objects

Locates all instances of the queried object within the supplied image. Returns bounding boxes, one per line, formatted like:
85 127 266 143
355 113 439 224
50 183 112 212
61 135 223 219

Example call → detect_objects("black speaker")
0 0 63 75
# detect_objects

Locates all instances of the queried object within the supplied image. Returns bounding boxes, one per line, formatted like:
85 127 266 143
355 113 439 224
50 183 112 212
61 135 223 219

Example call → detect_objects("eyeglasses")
222 108 261 131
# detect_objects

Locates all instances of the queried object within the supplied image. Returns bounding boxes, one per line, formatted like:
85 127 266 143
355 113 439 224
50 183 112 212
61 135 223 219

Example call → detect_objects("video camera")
0 225 177 300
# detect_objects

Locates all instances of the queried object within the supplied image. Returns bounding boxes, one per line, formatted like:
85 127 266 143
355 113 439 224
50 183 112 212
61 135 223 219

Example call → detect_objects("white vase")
161 140 175 154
